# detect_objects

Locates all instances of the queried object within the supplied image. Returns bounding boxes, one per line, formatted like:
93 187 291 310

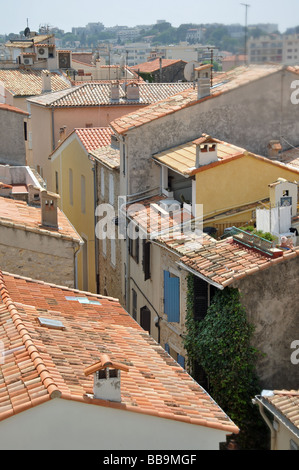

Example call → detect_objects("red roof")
0 103 29 116
131 59 185 74
75 127 114 152
0 270 238 433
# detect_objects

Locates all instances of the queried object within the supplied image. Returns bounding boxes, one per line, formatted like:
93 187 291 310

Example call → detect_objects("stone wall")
0 225 77 288
233 254 299 390
0 108 27 166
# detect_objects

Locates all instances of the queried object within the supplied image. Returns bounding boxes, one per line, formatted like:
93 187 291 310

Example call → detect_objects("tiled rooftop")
27 81 193 107
111 64 285 135
262 390 299 432
125 194 194 237
176 235 299 288
131 59 185 74
0 270 238 433
75 127 114 152
0 69 71 97
279 147 299 170
0 103 29 116
0 196 82 243
90 146 120 169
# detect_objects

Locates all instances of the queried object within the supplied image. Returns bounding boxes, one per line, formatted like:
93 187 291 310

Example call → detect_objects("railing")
229 227 274 254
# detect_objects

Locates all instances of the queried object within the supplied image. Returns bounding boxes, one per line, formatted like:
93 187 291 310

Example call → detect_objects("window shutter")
193 276 208 322
143 240 151 281
177 354 185 369
140 306 151 334
164 271 180 323
165 343 170 354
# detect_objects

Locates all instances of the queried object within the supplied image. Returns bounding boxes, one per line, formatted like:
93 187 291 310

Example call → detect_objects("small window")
55 171 59 194
81 175 86 213
143 240 151 280
140 306 151 333
101 167 105 198
24 121 28 141
109 173 114 205
85 123 93 128
37 317 65 330
69 168 73 205
111 238 116 267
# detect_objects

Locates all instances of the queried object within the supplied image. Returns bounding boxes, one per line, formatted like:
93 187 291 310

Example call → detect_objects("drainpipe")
74 242 83 290
51 107 55 151
253 397 277 450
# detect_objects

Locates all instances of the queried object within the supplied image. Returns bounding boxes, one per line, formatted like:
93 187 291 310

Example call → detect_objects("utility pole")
241 3 250 65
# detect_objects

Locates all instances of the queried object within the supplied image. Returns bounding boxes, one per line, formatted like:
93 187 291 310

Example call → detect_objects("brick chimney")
41 70 52 93
126 82 140 101
40 189 60 229
194 136 218 168
110 82 120 101
194 64 212 100
27 184 41 206
84 354 129 402
267 140 282 160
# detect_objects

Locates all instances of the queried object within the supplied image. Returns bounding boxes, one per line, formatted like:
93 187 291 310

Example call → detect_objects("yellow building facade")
50 128 113 293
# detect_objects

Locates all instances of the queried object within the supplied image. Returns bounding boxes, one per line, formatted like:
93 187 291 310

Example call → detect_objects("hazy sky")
0 0 298 35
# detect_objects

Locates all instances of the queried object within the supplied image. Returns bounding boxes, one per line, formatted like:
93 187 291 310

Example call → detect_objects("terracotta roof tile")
0 196 82 243
131 59 186 74
0 69 71 97
262 390 299 431
75 127 114 152
27 82 193 107
0 270 238 433
111 64 285 135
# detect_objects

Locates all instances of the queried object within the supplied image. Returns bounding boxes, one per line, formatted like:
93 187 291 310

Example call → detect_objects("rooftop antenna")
24 18 30 38
241 3 250 65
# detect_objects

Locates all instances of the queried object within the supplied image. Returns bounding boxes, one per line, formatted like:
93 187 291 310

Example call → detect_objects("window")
132 289 137 320
193 276 217 322
142 240 151 281
129 227 139 264
122 142 126 175
140 306 151 333
69 169 73 205
102 237 107 257
24 122 27 141
81 175 86 213
55 171 59 194
111 238 116 267
85 123 93 128
109 173 114 205
101 167 105 198
164 270 180 323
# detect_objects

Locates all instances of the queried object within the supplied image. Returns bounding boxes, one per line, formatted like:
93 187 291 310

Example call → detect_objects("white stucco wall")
0 398 228 450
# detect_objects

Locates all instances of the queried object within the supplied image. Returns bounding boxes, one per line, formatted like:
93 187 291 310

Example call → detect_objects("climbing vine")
183 274 269 449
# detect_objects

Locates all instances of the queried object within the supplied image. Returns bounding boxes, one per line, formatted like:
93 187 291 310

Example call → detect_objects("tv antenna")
241 3 250 65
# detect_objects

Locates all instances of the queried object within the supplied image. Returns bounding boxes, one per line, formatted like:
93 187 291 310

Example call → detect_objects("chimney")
267 140 282 160
126 82 140 101
40 189 60 230
194 137 218 168
0 182 12 198
27 184 41 205
41 70 52 93
194 64 213 100
110 82 120 101
84 354 129 403
59 125 67 143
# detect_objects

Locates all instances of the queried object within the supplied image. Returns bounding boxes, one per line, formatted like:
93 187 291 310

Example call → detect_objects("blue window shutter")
164 271 180 323
165 343 170 354
177 354 185 369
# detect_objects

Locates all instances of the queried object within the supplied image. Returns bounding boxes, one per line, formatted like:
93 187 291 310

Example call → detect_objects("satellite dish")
184 61 199 82
24 27 30 38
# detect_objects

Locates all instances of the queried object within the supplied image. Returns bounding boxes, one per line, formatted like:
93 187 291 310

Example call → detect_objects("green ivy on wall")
183 274 269 450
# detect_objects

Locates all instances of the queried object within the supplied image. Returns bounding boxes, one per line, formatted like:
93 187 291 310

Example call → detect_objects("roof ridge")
1 270 119 302
0 271 61 400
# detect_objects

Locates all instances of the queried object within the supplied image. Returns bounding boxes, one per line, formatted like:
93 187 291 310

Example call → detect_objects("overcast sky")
0 0 297 35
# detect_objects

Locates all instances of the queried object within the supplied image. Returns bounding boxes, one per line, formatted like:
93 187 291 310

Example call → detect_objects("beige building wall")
0 225 78 288
30 103 146 191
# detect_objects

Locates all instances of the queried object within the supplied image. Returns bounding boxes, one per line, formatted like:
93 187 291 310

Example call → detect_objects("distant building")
131 58 187 82
248 35 283 64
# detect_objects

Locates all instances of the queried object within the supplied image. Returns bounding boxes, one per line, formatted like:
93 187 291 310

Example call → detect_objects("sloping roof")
257 390 299 437
90 146 120 169
0 69 71 97
27 82 193 107
0 103 29 116
153 134 299 177
0 196 82 243
131 59 185 74
75 127 114 152
177 234 299 289
111 64 285 135
153 134 246 176
279 147 299 170
0 270 239 433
